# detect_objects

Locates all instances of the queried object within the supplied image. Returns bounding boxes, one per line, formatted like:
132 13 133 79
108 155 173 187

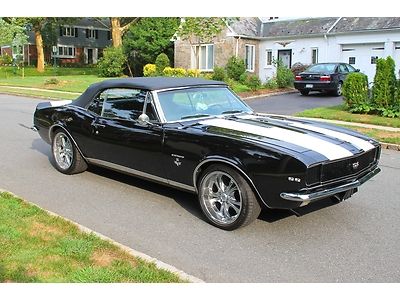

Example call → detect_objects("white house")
174 17 400 83
259 17 400 82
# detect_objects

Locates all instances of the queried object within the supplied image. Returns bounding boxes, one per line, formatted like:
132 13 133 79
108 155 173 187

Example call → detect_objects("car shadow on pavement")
30 138 340 226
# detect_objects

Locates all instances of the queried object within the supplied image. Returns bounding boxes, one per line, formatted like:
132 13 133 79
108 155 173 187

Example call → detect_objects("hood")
196 114 375 163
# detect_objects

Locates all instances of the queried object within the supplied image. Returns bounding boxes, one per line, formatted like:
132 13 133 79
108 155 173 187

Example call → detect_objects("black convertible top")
73 77 226 107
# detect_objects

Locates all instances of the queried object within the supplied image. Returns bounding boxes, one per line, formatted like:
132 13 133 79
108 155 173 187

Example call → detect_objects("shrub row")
343 56 400 118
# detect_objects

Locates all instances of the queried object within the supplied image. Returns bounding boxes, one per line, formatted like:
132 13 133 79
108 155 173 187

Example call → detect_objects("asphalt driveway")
1 94 400 282
246 91 343 115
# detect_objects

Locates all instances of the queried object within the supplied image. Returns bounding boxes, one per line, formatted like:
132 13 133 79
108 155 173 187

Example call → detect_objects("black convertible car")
294 63 359 96
33 77 381 230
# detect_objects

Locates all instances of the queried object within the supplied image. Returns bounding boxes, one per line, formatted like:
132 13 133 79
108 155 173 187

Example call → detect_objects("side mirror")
138 113 151 126
355 69 360 72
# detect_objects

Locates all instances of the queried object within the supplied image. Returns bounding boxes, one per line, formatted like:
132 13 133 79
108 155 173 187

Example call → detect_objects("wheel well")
194 160 268 208
49 125 87 161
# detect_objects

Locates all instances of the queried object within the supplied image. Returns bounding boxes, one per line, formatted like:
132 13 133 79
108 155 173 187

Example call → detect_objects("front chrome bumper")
280 167 381 202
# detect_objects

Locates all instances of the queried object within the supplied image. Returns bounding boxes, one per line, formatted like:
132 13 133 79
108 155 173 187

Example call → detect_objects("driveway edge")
0 189 205 283
241 89 297 100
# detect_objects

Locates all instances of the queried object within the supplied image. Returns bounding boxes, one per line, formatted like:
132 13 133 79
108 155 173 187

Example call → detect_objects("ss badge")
171 154 184 167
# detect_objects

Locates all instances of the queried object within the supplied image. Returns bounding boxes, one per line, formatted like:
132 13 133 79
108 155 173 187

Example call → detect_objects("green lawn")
0 75 107 93
0 66 98 77
340 125 400 145
296 105 400 128
0 192 184 283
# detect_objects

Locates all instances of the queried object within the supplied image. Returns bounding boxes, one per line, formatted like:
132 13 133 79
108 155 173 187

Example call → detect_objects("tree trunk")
110 17 122 47
34 31 45 73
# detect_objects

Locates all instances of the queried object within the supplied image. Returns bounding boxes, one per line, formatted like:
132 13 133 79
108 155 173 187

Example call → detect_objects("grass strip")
0 192 184 283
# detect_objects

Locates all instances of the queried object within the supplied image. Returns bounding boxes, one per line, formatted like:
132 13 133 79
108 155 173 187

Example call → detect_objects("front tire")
198 164 261 230
52 130 87 175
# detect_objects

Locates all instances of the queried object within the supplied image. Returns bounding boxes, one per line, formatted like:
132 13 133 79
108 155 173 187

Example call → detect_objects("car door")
82 87 166 178
338 64 349 82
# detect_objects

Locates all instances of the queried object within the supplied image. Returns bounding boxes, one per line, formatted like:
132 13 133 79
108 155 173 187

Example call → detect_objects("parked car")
294 63 359 96
33 77 380 230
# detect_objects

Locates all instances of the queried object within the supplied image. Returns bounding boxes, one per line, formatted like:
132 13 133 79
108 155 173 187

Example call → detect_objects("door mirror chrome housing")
138 113 151 126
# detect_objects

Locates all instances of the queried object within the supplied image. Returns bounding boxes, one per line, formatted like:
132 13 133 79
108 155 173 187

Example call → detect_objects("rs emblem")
171 154 184 167
352 161 360 170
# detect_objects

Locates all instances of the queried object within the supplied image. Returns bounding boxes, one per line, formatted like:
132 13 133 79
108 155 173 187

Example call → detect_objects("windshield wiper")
181 114 210 120
221 110 243 114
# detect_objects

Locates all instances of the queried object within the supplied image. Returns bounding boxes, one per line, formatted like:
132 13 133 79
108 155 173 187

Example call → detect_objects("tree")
0 18 27 46
123 17 179 75
109 17 140 47
176 18 229 69
2 18 76 72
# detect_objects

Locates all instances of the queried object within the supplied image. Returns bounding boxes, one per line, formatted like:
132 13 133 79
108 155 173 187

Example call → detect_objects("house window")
245 44 255 72
55 45 76 58
349 57 356 65
86 29 99 39
61 26 77 37
371 56 378 64
311 48 318 64
193 44 214 71
266 50 272 66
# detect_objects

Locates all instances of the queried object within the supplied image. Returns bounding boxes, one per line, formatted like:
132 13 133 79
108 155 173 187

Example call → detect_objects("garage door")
341 43 384 82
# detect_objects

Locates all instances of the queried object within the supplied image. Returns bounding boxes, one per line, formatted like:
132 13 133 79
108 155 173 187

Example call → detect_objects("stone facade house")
174 18 262 74
174 17 400 82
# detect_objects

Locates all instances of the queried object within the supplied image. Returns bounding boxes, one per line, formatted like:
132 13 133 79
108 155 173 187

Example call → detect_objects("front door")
83 88 166 178
278 49 292 68
87 48 93 64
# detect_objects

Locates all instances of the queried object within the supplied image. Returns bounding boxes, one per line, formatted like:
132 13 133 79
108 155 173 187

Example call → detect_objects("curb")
0 189 205 283
0 85 80 95
380 142 400 151
241 89 297 100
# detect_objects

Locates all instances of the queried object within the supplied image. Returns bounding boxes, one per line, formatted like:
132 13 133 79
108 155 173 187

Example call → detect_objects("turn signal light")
320 75 331 81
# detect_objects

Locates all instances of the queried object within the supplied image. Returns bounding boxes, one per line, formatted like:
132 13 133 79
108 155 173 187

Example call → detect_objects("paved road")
1 94 400 282
246 91 343 115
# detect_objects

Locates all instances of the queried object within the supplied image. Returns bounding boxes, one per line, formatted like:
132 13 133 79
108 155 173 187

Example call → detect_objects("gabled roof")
261 17 338 38
330 17 400 33
229 17 262 37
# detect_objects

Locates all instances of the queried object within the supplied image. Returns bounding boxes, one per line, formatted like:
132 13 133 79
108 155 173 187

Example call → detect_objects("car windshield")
156 86 253 122
306 64 337 73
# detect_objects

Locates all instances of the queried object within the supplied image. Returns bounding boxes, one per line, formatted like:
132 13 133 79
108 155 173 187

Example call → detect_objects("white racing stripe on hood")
201 118 354 160
49 100 73 107
286 121 375 152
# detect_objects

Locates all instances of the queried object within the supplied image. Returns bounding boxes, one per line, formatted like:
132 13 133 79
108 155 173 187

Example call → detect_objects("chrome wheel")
53 132 73 170
336 82 342 96
200 171 242 225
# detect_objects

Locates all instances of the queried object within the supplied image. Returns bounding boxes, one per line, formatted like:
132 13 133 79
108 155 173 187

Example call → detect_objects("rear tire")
332 82 343 96
299 90 309 96
198 164 261 230
52 129 87 175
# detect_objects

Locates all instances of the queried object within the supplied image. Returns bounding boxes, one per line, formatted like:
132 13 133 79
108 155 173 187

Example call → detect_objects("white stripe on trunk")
201 118 354 160
286 121 375 152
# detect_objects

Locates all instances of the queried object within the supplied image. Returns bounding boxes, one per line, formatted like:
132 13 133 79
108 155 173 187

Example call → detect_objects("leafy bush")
97 47 127 77
0 54 13 66
263 78 278 89
291 62 310 75
211 66 226 81
239 72 248 84
245 74 261 91
276 60 294 88
155 53 170 74
143 64 157 77
372 56 397 109
226 56 246 81
186 69 200 77
342 72 370 113
163 67 187 77
225 78 251 93
44 77 60 85
200 73 213 80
